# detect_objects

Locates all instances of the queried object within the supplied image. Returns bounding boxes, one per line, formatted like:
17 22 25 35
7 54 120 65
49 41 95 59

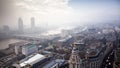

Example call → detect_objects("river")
0 38 25 50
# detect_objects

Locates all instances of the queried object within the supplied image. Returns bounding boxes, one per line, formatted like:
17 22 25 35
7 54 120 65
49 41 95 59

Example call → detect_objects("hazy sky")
0 0 120 29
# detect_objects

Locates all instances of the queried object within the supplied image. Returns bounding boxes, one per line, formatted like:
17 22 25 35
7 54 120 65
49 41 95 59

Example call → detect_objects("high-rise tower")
18 18 24 33
31 17 35 29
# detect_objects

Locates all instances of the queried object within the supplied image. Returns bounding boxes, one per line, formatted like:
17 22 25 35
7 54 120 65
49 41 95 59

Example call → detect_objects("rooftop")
43 60 56 68
89 50 97 56
19 53 45 67
88 49 99 58
79 51 86 59
115 48 120 62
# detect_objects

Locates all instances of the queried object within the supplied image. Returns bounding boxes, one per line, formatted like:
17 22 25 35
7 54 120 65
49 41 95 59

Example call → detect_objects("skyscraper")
18 18 24 33
31 17 35 29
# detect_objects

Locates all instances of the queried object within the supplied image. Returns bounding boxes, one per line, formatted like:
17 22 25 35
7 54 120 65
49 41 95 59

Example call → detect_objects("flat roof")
43 60 56 68
20 54 45 67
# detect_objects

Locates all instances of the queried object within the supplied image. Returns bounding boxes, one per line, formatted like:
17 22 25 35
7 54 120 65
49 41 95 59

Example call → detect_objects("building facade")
113 48 120 68
18 18 24 33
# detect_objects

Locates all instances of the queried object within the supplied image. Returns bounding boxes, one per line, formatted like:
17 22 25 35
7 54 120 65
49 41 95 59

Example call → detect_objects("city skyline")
0 0 120 68
0 0 120 29
0 22 120 68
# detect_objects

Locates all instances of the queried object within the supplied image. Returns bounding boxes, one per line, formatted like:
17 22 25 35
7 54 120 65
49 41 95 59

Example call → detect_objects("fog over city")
0 0 120 68
0 0 120 29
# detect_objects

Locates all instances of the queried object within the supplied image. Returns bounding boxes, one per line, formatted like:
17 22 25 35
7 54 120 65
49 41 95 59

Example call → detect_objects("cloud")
15 0 72 14
12 0 120 28
13 0 74 28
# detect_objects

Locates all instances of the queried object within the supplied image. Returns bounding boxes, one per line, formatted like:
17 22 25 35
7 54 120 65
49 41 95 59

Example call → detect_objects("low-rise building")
113 48 120 68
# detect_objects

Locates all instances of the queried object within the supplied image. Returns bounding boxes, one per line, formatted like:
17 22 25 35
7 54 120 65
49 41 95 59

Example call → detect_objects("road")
101 49 114 68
